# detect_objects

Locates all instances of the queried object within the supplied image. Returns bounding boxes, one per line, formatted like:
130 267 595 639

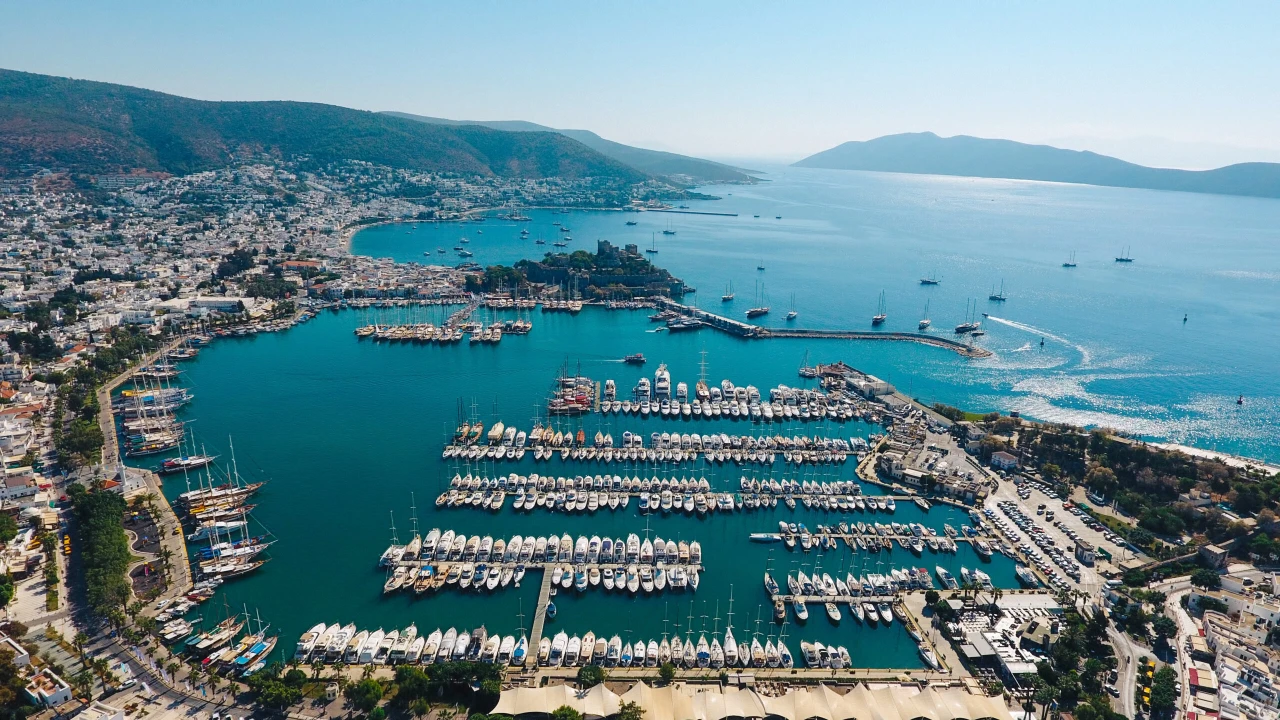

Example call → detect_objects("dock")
652 298 994 358
646 209 739 217
527 569 554 668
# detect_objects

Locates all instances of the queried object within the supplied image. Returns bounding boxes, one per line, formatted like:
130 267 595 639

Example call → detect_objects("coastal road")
1108 626 1144 720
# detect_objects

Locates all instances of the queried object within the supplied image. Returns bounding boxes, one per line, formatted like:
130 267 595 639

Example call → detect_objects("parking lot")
984 475 1136 598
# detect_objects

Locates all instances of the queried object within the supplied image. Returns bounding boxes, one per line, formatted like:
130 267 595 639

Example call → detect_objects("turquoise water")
357 166 1280 462
135 306 1025 670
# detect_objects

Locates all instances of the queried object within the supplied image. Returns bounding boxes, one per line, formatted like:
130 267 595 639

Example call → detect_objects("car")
155 599 170 610
120 678 137 689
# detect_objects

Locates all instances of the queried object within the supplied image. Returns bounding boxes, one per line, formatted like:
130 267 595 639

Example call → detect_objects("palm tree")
311 659 326 679
331 660 347 681
361 663 375 680
73 632 89 660
410 697 431 720
166 660 180 678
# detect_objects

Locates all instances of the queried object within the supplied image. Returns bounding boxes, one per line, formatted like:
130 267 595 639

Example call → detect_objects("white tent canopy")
493 682 1008 720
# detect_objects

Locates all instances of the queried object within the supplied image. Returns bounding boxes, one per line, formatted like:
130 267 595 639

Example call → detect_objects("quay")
652 298 994 359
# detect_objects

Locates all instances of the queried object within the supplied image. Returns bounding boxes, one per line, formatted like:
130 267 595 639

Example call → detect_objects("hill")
382 111 758 185
0 68 645 182
794 132 1280 200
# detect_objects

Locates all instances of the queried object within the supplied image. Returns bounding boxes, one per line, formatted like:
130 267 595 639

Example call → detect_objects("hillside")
0 69 645 182
794 132 1280 200
383 111 758 185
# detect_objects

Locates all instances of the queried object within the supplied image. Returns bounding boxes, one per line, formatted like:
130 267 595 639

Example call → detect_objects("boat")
1116 245 1134 262
988 280 1007 302
722 281 734 302
872 290 887 325
918 299 932 330
920 272 940 285
623 353 647 365
1062 251 1077 268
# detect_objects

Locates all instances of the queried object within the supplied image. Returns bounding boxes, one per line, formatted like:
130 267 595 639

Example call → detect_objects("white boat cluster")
602 368 880 424
379 530 704 595
435 473 882 514
295 622 529 667
772 520 961 554
442 428 865 465
537 627 795 670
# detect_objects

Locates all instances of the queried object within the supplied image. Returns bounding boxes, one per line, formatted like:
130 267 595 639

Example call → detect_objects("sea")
131 165 1280 670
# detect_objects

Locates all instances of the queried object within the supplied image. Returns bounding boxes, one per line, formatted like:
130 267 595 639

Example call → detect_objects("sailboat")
756 259 766 271
918 300 931 330
954 299 981 334
871 291 887 325
919 272 940 285
662 220 676 236
1062 251 1077 268
646 233 659 254
1115 246 1134 262
722 281 734 302
988 280 1007 302
745 281 770 318
786 293 797 321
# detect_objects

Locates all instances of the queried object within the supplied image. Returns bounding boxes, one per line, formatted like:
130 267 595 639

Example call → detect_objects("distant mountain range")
794 132 1280 199
383 112 759 185
0 69 643 182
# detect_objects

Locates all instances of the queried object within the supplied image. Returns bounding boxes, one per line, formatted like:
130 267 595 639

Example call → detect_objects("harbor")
126 303 1022 677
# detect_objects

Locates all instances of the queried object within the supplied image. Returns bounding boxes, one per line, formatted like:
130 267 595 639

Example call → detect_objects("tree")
311 658 326 679
616 701 645 720
0 516 17 544
1150 666 1178 715
552 706 584 720
659 662 676 683
1190 568 1221 589
1152 616 1178 647
576 664 606 688
410 697 432 720
345 678 384 713
925 590 940 606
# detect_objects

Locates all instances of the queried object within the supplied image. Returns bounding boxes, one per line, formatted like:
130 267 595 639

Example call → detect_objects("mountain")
0 69 644 182
794 132 1280 200
382 111 758 185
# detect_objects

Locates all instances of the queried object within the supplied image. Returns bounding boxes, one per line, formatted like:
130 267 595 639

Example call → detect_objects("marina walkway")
527 569 554 667
653 298 993 358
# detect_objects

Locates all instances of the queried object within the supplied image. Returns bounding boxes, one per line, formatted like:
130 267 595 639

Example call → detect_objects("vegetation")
0 647 36 718
0 68 645 182
67 484 132 619
958 415 1279 558
576 664 606 688
1017 602 1124 720
244 662 306 711
1190 568 1222 589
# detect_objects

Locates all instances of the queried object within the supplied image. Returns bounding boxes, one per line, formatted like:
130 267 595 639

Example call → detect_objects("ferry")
623 353 647 365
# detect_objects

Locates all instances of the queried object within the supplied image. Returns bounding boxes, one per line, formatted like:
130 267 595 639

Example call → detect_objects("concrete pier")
527 570 554 668
652 298 994 358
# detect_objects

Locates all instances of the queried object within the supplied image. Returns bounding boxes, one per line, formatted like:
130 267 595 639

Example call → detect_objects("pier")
527 570 555 668
646 209 739 217
652 298 994 358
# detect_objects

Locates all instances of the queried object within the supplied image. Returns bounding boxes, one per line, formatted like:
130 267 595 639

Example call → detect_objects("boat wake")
982 315 1092 366
1010 342 1032 353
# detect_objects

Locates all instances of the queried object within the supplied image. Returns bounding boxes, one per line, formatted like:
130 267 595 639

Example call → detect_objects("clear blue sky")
2 1 1277 168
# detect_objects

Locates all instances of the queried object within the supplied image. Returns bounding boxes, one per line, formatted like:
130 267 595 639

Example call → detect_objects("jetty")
652 298 993 358
527 569 555 667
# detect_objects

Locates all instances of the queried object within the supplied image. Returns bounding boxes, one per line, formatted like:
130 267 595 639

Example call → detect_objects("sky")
2 2 1278 168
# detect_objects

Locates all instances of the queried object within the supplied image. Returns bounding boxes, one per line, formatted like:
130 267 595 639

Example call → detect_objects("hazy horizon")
3 1 1278 170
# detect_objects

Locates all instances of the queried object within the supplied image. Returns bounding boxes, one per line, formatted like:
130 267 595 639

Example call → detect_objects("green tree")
1152 616 1178 647
616 701 645 720
552 706 583 720
1190 568 1221 589
576 664 606 688
345 678 384 713
0 516 17 544
659 662 676 683
925 589 940 606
